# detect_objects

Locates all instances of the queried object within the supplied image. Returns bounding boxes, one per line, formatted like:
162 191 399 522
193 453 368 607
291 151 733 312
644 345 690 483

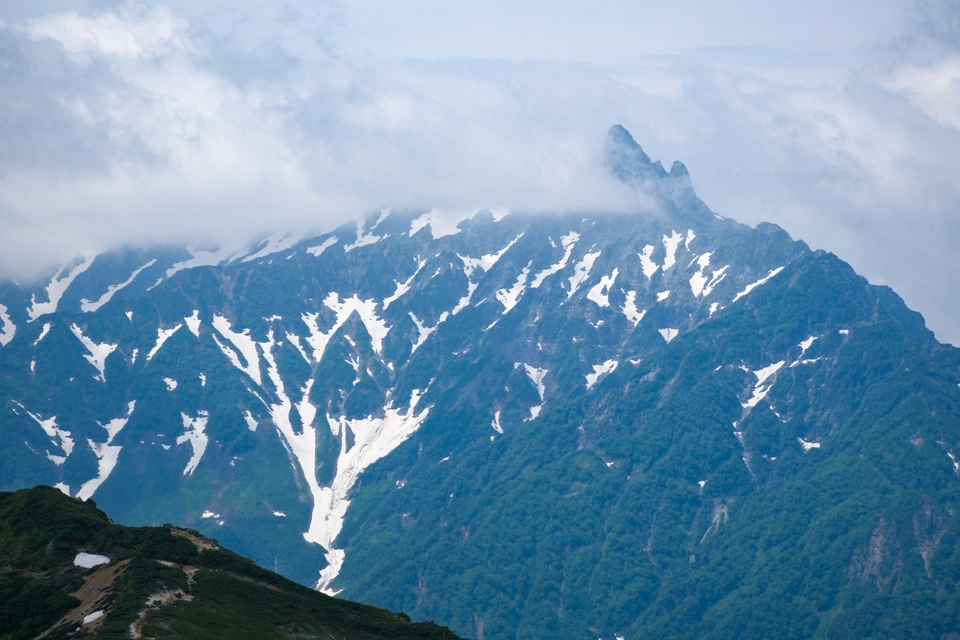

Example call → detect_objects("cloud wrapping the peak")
0 0 959 345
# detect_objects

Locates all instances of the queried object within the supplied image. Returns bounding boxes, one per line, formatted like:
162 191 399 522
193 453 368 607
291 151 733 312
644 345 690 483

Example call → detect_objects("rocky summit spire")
603 124 698 208
603 124 669 183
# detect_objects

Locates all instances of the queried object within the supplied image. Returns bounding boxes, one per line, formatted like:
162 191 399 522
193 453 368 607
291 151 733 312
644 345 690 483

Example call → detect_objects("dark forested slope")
0 486 461 640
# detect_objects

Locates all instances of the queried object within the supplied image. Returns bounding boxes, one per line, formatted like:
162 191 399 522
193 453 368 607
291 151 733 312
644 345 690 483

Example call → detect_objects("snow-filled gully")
76 401 137 500
455 234 524 314
742 361 784 409
12 401 74 465
69 324 117 383
222 306 431 595
522 364 548 420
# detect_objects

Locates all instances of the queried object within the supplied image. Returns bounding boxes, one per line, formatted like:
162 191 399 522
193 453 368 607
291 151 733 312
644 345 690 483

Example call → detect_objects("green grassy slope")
0 486 462 640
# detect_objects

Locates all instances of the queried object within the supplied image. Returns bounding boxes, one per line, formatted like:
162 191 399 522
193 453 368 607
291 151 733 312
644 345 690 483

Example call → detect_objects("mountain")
0 485 461 639
1 125 960 639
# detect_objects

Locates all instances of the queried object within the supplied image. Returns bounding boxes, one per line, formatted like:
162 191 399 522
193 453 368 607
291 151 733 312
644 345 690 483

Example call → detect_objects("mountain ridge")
0 484 463 639
0 126 958 639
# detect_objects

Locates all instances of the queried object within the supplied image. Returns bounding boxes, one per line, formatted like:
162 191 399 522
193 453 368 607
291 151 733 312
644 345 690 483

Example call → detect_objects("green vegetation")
337 252 960 639
0 486 462 640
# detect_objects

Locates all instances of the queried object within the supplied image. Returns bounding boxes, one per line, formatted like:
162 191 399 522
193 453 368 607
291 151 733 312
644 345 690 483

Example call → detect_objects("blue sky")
0 0 957 343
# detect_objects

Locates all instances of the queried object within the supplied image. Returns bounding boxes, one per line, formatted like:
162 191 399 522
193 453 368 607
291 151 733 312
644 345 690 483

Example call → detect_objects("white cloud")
24 5 193 60
885 56 960 129
0 0 958 345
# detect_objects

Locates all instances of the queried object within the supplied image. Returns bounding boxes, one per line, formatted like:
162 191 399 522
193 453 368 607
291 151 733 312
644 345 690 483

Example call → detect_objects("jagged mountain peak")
604 124 694 192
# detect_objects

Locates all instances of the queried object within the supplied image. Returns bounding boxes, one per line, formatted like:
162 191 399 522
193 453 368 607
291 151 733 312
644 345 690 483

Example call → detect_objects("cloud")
23 4 192 59
0 0 958 345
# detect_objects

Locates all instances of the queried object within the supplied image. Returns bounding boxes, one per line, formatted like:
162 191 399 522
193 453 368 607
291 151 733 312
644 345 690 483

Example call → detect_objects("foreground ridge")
0 485 463 640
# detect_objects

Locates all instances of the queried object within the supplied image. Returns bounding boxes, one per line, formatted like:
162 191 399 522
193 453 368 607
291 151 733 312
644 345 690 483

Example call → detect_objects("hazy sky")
0 0 957 344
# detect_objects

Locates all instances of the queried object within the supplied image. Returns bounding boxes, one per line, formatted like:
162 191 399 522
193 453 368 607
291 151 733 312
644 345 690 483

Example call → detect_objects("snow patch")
306 236 338 257
274 511 287 517
685 229 696 250
69 324 117 382
212 315 262 384
586 359 618 389
409 208 471 238
83 610 105 624
688 252 717 297
55 482 70 495
458 234 523 278
452 282 477 315
14 401 74 465
33 323 51 345
166 243 239 278
258 330 429 594
658 328 679 343
523 364 548 421
496 261 533 313
689 259 709 297
622 291 646 327
383 258 427 310
657 290 671 302
587 268 619 308
662 230 683 271
840 329 850 335
163 378 177 391
80 259 156 313
74 553 110 568
798 438 821 451
76 401 136 500
733 267 785 303
28 252 97 321
522 364 548 400
146 324 182 362
639 244 659 279
701 266 729 298
743 361 784 408
410 311 449 354
242 232 305 262
243 410 258 432
531 232 579 288
184 310 200 337
0 304 16 347
790 336 819 367
344 219 387 252
316 396 428 591
371 208 391 229
491 410 503 434
176 411 209 476
567 249 601 299
453 236 522 314
303 293 391 364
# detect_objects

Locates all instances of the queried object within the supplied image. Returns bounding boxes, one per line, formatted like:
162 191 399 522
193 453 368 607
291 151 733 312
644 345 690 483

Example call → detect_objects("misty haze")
1 2 959 640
